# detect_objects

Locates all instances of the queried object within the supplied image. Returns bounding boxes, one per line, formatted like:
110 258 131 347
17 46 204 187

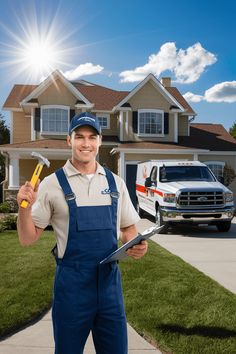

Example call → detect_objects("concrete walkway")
0 311 161 353
139 217 236 295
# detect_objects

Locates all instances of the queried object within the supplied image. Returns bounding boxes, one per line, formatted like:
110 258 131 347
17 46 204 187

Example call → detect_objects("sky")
0 0 236 132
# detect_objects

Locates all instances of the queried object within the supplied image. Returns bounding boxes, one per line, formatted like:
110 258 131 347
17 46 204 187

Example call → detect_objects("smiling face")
67 125 102 173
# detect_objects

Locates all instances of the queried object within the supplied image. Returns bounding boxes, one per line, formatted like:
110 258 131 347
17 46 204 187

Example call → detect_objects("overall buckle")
110 191 120 199
65 192 76 201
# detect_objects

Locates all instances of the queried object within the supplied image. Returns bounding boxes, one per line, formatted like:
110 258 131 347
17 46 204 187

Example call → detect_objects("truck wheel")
216 221 231 232
155 207 164 227
137 201 145 218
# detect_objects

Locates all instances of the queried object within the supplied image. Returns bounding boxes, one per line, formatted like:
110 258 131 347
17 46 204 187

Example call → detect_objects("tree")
223 163 236 187
229 121 236 139
0 113 10 182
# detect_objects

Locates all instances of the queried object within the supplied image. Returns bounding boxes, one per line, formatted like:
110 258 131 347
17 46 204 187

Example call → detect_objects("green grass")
0 230 55 338
120 240 236 354
1 231 236 354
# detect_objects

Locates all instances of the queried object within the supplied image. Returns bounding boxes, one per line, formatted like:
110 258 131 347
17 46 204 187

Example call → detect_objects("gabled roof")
2 71 195 114
3 85 38 110
20 70 92 107
114 73 187 113
1 124 234 152
73 82 129 111
114 124 236 152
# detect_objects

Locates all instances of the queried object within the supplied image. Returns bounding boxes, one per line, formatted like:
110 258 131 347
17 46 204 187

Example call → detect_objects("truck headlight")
163 193 176 203
225 192 233 202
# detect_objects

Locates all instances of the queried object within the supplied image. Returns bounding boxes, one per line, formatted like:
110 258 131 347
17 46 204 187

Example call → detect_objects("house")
1 70 236 207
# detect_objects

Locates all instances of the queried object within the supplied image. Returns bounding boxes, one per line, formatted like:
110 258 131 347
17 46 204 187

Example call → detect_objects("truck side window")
150 166 157 183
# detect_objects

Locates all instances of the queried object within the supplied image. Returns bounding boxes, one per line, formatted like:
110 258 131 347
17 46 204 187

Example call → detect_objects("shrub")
0 215 17 232
0 202 11 213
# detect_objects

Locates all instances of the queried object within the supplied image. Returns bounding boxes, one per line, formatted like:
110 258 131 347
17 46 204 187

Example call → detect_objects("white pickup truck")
136 160 235 232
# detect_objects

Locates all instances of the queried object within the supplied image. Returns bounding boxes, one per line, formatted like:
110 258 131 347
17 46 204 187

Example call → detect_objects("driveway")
137 217 236 294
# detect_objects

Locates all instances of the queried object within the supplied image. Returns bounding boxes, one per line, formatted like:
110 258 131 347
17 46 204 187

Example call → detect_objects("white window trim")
96 113 110 130
40 105 70 135
138 109 164 137
204 161 225 177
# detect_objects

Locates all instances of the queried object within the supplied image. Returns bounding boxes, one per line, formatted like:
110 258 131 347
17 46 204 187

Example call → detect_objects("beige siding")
38 79 77 107
99 146 117 173
99 113 119 136
12 112 31 143
178 116 189 136
19 159 66 185
124 153 194 162
199 154 236 201
123 81 176 142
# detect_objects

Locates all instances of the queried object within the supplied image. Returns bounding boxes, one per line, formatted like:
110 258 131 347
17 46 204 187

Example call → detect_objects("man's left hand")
126 241 148 260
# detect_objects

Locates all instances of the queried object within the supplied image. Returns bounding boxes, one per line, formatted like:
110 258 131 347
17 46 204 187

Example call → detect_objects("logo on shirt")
101 188 111 195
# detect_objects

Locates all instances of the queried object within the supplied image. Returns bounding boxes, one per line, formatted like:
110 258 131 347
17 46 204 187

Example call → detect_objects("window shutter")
132 111 138 134
70 109 75 121
34 108 41 132
164 112 169 134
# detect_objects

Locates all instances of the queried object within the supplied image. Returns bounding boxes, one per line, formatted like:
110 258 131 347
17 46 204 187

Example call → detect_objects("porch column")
119 151 125 179
9 156 20 189
119 111 124 141
174 112 178 143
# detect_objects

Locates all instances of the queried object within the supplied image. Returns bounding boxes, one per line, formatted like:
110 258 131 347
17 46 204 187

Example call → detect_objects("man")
17 112 148 354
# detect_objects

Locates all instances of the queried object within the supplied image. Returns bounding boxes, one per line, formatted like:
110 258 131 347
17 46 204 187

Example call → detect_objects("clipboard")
99 224 165 264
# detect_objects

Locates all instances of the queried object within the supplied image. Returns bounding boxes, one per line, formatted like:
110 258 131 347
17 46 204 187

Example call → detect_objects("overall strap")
104 168 119 236
55 168 76 208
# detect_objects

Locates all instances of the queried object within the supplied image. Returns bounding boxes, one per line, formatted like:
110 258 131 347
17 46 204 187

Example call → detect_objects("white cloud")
184 81 236 104
204 81 236 103
62 63 104 80
119 42 217 84
183 92 204 103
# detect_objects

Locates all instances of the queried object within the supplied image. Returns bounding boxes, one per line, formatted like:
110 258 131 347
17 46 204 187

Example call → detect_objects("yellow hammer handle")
20 163 43 208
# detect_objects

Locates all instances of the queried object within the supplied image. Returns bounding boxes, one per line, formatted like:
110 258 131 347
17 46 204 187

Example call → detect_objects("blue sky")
0 0 236 131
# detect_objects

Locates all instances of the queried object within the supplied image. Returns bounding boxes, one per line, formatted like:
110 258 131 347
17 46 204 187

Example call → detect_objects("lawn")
120 240 236 354
0 230 55 338
1 230 236 354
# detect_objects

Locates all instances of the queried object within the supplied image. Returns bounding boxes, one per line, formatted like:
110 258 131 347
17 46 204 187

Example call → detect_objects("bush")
0 215 17 232
0 202 11 213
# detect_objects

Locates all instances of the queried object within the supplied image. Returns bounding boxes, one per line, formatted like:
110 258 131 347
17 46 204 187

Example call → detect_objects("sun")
0 3 79 82
19 34 60 78
22 40 56 75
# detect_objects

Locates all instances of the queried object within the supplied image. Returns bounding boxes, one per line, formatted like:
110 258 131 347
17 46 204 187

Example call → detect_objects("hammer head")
31 152 50 168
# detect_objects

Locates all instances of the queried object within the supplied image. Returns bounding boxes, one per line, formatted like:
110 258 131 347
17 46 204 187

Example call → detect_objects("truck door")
146 166 158 214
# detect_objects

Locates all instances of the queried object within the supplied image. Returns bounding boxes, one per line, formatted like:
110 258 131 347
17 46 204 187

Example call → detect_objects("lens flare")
0 2 79 83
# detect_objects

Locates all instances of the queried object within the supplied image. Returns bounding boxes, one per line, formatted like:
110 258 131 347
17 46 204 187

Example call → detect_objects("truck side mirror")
145 177 156 187
218 176 225 184
145 177 152 187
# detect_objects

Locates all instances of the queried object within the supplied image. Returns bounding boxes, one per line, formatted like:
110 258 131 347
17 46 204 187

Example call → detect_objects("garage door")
126 164 137 207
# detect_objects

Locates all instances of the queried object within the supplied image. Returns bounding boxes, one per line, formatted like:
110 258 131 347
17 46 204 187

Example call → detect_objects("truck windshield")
159 166 216 182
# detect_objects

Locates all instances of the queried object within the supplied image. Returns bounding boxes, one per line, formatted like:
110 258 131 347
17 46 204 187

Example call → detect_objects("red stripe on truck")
136 184 146 193
136 184 163 197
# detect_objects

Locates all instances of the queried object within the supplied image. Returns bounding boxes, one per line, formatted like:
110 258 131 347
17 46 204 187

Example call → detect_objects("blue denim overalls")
52 167 128 354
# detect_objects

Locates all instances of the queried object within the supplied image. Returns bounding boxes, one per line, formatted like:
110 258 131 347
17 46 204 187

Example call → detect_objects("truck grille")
177 190 224 209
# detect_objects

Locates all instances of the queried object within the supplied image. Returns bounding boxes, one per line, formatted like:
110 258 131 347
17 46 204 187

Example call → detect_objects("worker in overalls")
17 112 148 354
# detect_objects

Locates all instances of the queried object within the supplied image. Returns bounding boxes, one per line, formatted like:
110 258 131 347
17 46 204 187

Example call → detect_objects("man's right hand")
17 180 40 208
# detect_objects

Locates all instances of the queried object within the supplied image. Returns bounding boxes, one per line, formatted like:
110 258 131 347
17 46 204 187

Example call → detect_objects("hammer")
20 152 50 208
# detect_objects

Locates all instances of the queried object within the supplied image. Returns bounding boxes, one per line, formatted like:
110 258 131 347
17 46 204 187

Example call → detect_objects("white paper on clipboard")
99 224 165 264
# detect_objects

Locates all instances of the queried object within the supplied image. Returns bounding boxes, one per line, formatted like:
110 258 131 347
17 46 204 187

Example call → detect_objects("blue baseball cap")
69 112 101 135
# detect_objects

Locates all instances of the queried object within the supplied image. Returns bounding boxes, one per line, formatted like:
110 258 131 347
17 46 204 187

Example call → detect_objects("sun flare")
0 4 79 83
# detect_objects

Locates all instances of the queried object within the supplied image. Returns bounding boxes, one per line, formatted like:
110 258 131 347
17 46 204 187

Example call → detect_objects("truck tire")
155 206 164 227
216 221 231 232
136 201 145 218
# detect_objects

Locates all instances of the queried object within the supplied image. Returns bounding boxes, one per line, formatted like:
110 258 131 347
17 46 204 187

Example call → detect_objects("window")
96 114 110 130
41 105 69 134
204 161 225 180
138 109 164 136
